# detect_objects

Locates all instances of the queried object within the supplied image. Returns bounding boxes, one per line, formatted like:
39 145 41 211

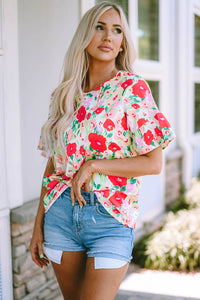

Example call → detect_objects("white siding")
17 0 80 202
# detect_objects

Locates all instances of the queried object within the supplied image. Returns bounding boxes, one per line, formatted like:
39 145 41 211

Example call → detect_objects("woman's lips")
98 45 113 52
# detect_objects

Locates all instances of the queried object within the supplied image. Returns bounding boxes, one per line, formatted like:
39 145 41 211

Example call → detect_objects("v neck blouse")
38 70 175 228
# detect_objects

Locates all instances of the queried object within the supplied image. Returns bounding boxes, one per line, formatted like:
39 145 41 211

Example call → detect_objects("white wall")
18 0 80 202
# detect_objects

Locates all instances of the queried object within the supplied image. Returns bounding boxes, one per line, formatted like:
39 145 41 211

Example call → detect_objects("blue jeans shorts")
43 187 134 269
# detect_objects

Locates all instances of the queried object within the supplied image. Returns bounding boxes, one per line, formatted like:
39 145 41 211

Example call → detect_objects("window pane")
138 0 159 61
195 15 200 67
194 83 200 133
148 80 159 107
95 0 128 20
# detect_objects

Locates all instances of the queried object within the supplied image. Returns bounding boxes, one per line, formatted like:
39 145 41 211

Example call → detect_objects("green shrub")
133 178 200 271
167 183 189 213
144 208 200 271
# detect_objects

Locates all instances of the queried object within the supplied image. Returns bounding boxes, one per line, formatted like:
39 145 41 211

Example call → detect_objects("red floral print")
88 133 107 152
137 118 147 128
132 80 150 98
79 146 86 155
99 190 110 197
121 79 133 89
103 119 115 131
108 143 121 152
108 175 127 187
77 106 86 122
155 113 170 128
144 130 154 145
109 191 127 207
155 128 163 137
67 143 77 156
132 103 140 109
95 107 104 114
121 114 128 130
113 208 120 214
38 71 175 229
87 112 91 120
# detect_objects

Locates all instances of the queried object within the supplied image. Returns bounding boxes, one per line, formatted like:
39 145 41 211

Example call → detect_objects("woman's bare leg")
51 251 86 300
81 257 129 300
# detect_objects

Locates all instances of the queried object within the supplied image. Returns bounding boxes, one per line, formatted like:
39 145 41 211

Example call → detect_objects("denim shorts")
43 187 134 268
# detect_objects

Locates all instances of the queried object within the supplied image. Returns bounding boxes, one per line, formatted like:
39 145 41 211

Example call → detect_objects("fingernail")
40 254 44 259
72 203 75 206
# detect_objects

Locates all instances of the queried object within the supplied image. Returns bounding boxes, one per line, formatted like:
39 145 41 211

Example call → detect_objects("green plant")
133 177 200 271
167 183 189 213
144 208 200 271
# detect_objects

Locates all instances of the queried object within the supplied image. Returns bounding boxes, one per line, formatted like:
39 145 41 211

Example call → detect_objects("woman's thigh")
82 257 129 300
51 250 87 300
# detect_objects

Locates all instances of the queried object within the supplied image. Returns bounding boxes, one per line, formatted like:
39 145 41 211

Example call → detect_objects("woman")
30 1 175 299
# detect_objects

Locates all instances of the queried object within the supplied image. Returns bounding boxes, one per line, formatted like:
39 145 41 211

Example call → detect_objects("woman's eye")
114 28 122 34
95 25 103 30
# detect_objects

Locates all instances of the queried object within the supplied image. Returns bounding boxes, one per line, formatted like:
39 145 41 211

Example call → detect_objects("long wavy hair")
40 1 137 163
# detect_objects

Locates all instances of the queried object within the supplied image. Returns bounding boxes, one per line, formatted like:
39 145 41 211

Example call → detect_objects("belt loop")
90 192 94 206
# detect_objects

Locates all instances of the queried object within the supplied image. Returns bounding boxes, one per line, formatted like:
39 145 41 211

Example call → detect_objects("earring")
119 47 123 52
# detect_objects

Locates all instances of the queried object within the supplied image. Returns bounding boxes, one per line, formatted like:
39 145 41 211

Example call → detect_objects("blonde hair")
40 1 137 162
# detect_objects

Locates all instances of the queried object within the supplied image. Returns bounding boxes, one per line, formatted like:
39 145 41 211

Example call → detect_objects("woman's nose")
103 29 112 42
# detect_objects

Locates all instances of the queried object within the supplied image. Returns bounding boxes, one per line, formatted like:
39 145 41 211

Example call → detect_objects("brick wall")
165 150 182 206
11 200 62 300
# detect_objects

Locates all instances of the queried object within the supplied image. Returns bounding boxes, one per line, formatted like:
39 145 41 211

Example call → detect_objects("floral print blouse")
38 70 176 228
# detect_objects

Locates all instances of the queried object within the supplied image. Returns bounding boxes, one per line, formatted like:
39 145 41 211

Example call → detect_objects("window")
194 83 200 133
195 14 200 67
138 0 159 61
95 0 128 20
148 80 159 107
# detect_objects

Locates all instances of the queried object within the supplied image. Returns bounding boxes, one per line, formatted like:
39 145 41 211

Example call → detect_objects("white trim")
177 0 193 187
0 211 13 300
3 0 23 208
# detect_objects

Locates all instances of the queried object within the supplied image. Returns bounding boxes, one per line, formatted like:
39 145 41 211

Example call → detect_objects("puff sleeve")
125 76 176 155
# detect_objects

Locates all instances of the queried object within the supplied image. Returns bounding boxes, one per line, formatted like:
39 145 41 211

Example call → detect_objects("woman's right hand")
29 226 49 268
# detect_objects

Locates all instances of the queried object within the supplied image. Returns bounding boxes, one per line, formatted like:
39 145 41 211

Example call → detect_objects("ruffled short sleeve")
37 95 54 158
125 76 176 155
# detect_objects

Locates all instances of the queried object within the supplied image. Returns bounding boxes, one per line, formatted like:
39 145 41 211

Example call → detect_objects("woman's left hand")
70 160 95 207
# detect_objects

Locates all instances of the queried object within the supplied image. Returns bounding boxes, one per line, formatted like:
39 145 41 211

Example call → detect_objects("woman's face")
87 9 123 65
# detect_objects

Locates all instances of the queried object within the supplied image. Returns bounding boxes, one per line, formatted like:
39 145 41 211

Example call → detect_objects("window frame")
190 3 200 143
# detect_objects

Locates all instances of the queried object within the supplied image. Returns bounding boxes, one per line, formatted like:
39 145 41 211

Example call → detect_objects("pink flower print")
89 120 97 129
67 129 72 141
114 129 123 140
56 154 63 164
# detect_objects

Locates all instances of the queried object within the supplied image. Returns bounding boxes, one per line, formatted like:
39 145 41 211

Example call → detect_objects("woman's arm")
90 145 163 178
30 158 55 268
70 146 163 206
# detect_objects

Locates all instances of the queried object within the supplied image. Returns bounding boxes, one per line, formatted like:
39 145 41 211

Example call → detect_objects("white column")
3 0 23 208
176 0 193 187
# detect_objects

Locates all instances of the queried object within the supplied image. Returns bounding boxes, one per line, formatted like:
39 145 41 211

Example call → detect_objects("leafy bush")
133 178 200 271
